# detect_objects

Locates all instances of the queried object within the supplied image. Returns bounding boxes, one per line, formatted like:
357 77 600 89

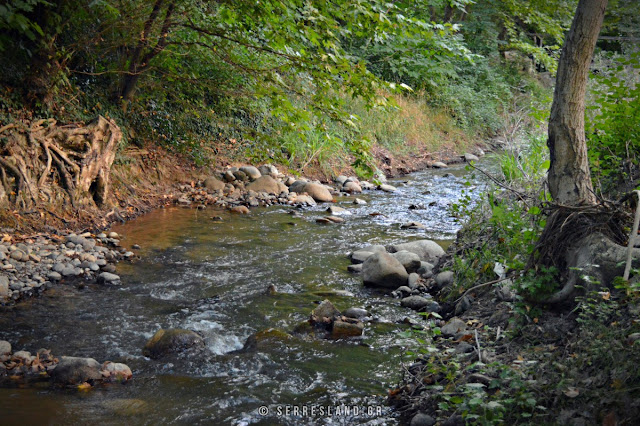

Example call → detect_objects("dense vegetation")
3 0 623 173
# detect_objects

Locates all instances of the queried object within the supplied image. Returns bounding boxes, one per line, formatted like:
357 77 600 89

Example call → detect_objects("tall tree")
547 0 608 204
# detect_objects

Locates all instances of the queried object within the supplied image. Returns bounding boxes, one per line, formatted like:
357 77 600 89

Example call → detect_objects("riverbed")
0 163 489 425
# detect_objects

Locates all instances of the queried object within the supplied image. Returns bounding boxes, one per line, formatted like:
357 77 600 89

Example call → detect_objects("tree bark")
547 0 608 205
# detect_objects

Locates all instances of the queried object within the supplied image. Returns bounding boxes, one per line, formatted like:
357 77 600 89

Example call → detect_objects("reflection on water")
0 162 490 425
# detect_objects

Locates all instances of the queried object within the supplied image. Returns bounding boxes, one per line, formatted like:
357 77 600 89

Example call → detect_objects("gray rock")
441 317 467 338
98 272 121 284
294 194 316 206
311 299 340 322
435 271 455 287
9 282 24 291
401 295 432 311
239 166 261 180
107 232 119 239
417 262 434 278
347 264 363 273
334 175 349 185
354 198 367 205
10 250 26 261
204 176 225 191
143 329 205 359
408 273 420 288
411 413 436 426
289 180 307 193
343 181 362 193
0 340 10 355
456 342 475 354
51 356 102 384
223 170 236 182
304 183 333 202
350 251 373 265
48 272 62 281
343 307 369 319
362 252 409 289
432 161 448 168
389 240 445 262
391 250 422 273
326 206 347 215
400 222 426 230
0 276 8 299
464 153 480 162
396 286 413 296
258 164 278 177
246 176 280 194
378 184 397 192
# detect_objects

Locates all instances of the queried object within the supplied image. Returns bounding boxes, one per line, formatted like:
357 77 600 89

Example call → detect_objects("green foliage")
0 0 47 51
586 51 640 195
499 135 550 187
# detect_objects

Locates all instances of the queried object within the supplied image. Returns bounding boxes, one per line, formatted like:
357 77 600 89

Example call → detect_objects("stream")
0 163 489 425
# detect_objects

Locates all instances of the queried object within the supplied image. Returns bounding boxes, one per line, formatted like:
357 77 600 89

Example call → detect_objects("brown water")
0 163 489 425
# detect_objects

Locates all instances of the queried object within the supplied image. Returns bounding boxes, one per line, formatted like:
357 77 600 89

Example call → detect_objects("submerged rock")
143 329 205 359
331 320 364 339
242 328 293 351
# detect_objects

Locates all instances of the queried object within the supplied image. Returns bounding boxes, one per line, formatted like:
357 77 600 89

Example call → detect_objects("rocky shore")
0 231 133 304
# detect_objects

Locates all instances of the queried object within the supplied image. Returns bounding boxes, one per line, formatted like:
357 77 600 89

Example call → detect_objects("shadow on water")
0 162 491 424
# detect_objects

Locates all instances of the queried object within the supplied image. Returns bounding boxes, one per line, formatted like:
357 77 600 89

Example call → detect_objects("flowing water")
0 163 490 425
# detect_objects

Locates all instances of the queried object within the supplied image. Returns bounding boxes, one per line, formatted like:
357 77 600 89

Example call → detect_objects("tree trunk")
547 0 608 205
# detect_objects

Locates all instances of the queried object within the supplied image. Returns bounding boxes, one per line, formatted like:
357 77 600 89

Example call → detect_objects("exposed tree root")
0 116 121 212
529 199 639 304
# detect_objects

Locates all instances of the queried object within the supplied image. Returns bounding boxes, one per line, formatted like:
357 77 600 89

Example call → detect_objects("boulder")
246 176 280 194
432 161 448 168
288 180 308 194
203 176 225 191
389 240 445 262
334 175 349 185
400 296 432 311
392 251 422 273
343 307 368 319
304 183 333 202
331 320 364 338
343 181 362 193
464 153 480 162
51 356 102 385
362 252 409 289
354 198 367 205
142 329 205 359
239 166 261 180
